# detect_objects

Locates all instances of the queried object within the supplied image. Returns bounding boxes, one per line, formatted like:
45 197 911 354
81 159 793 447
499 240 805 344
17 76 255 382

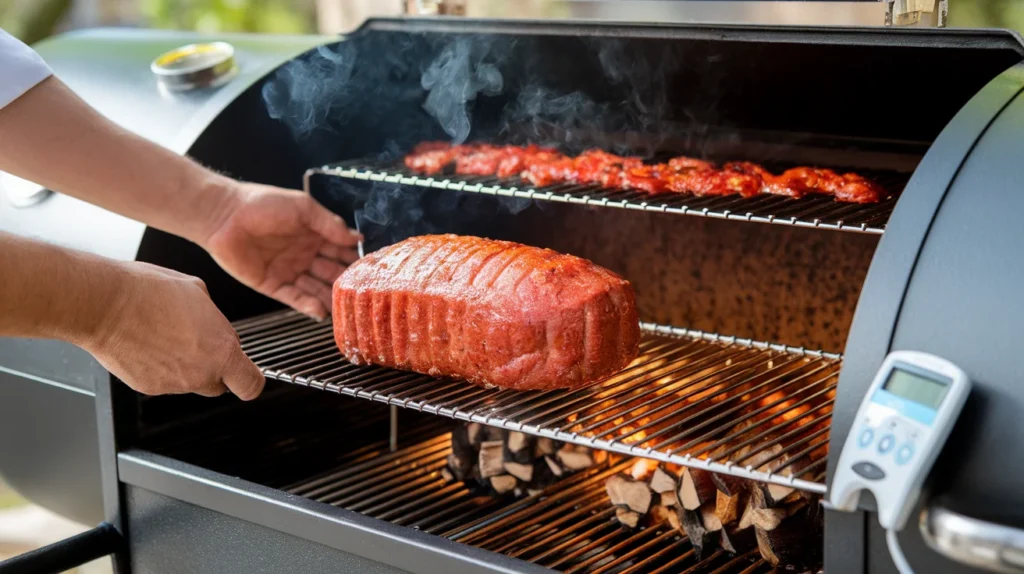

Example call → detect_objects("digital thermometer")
829 351 971 531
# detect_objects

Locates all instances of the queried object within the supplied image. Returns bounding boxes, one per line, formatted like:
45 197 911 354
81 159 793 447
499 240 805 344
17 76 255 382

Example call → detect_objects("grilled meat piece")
404 144 886 203
333 234 641 391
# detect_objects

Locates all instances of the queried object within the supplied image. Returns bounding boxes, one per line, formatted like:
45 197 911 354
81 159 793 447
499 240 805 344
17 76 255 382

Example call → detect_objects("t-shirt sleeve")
0 28 54 110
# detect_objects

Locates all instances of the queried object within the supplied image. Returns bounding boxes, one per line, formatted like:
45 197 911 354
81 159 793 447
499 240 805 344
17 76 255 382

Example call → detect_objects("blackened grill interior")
143 390 783 573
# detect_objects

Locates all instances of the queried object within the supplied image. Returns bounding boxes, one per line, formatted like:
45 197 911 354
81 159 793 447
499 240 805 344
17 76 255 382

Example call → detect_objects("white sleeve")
0 28 53 110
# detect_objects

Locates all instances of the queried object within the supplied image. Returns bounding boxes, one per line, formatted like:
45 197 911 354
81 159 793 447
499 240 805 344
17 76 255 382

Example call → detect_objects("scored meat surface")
332 235 641 391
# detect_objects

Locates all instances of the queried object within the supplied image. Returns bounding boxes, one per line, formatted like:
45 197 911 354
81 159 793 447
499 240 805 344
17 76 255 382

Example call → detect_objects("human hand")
201 182 361 320
82 262 264 400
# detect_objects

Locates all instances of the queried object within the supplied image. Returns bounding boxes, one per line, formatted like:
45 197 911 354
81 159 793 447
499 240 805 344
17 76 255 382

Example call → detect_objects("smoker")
3 12 1024 574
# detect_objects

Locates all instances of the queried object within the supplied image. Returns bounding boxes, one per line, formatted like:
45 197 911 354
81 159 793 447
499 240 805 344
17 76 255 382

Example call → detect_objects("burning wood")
605 474 652 514
601 454 823 569
443 423 599 498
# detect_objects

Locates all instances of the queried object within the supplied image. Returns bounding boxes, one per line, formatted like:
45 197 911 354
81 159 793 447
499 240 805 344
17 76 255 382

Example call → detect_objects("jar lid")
151 41 238 91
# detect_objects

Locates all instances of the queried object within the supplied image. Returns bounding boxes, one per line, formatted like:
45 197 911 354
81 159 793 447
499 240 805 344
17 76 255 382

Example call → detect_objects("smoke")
265 31 711 246
420 37 505 144
262 45 357 139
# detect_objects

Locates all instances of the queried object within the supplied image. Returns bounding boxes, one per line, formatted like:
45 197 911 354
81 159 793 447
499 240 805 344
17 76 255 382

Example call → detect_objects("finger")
272 283 328 320
304 200 363 246
222 348 265 401
318 243 361 264
194 380 229 398
310 256 347 284
295 273 333 312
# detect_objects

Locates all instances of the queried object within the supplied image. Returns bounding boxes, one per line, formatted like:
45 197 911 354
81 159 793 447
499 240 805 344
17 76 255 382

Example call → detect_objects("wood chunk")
489 474 517 494
650 466 679 494
466 422 483 446
738 495 757 530
478 440 505 478
750 500 805 531
507 432 529 453
720 524 757 555
666 505 682 531
557 449 595 471
711 472 747 497
615 507 642 529
544 455 564 477
503 461 534 482
535 437 557 456
715 489 742 525
606 474 653 514
755 505 823 568
700 504 723 533
440 467 454 483
679 468 718 511
680 508 713 560
527 488 543 497
658 491 678 508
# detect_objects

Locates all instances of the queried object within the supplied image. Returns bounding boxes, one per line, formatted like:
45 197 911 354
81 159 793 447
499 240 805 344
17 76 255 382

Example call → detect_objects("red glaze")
333 235 641 391
403 144 886 203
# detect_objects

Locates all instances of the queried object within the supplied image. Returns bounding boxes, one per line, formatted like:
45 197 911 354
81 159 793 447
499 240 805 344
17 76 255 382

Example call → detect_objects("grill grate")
237 311 839 494
306 158 909 234
285 426 780 573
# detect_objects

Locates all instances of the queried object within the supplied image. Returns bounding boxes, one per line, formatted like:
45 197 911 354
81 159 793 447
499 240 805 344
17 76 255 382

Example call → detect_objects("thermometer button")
878 434 896 454
896 444 915 465
858 428 875 447
852 461 886 480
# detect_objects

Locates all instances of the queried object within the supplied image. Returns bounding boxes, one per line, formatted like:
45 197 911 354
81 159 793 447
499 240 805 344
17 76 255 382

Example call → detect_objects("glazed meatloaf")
332 235 640 390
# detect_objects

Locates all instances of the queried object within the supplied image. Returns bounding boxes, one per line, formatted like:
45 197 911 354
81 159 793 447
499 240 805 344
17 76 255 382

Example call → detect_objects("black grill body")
2 18 1024 574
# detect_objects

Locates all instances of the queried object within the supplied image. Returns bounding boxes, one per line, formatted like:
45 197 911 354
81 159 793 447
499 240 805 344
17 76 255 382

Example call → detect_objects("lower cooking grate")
236 311 839 495
285 425 780 574
306 158 908 234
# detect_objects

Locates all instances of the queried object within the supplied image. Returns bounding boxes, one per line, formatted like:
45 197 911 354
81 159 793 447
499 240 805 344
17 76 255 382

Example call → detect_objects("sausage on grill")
332 235 641 390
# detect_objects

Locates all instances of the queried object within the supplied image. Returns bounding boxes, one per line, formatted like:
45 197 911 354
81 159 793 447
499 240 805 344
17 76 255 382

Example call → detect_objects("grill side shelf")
308 161 906 235
238 311 837 495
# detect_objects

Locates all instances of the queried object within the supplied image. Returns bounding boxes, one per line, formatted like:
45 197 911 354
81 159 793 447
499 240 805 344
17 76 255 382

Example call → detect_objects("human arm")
0 231 263 399
0 74 361 318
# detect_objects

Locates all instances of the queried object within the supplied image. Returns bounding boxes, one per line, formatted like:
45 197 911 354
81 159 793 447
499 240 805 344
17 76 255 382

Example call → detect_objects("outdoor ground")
0 480 112 573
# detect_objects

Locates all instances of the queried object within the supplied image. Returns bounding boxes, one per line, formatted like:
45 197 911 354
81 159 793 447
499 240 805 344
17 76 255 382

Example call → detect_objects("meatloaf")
332 234 640 391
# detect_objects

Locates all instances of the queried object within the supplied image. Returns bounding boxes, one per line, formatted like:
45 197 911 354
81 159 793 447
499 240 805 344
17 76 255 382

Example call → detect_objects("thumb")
223 347 266 401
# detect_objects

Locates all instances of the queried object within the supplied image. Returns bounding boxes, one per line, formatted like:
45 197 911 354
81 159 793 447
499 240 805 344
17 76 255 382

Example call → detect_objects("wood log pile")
605 458 823 570
442 423 606 497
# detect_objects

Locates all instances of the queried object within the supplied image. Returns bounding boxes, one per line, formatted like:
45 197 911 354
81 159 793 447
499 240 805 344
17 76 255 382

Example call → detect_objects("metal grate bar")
240 311 837 494
310 159 909 234
283 425 780 572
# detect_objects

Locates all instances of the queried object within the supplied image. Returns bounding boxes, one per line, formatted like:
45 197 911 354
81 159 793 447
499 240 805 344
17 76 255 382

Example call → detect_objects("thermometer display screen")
883 367 951 409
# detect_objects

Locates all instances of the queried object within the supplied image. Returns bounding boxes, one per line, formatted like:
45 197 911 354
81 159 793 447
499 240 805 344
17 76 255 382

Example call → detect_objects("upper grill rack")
307 158 908 234
285 425 778 574
237 311 839 495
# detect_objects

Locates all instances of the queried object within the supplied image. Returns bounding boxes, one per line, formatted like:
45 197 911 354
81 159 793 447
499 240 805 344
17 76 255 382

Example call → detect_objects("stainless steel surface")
921 507 1024 573
285 424 776 573
236 310 839 494
311 160 906 234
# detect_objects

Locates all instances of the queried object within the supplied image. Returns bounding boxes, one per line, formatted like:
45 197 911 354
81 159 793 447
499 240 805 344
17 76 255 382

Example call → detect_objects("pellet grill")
2 11 1024 574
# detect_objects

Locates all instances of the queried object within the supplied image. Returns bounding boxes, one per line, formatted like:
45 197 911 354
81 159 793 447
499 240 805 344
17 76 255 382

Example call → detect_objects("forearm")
0 77 238 245
0 231 124 346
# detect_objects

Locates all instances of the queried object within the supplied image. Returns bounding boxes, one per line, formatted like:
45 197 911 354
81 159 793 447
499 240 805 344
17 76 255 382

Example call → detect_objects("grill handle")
921 506 1024 573
0 522 122 574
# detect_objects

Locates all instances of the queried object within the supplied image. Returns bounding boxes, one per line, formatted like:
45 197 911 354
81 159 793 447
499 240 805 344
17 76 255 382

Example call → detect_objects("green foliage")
949 0 1024 31
140 0 317 34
